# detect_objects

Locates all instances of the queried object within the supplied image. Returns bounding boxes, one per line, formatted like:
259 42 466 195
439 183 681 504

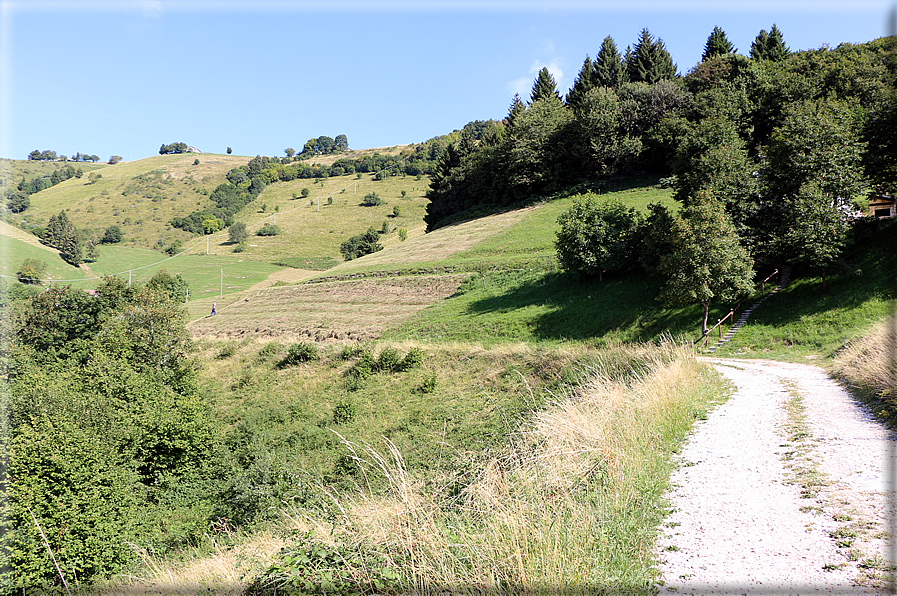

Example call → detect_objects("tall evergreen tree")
702 26 736 61
565 55 596 110
750 24 790 61
594 35 627 88
530 67 561 104
626 28 676 84
506 93 526 127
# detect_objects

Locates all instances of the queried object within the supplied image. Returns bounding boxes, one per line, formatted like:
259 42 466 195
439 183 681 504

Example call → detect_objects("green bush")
376 347 402 372
361 192 382 207
332 399 356 424
418 371 438 394
397 347 424 371
278 342 320 367
257 223 281 236
16 258 47 285
247 532 401 596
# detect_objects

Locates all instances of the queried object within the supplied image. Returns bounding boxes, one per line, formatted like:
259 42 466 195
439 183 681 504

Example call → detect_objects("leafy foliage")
555 195 644 281
659 192 755 334
16 258 47 285
340 227 382 260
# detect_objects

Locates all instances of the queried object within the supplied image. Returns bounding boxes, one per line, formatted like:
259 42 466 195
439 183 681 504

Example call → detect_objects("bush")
229 222 249 244
361 192 382 207
278 342 319 367
332 399 356 425
376 347 402 372
340 228 382 260
16 258 47 285
397 347 424 371
257 223 281 236
398 228 408 241
418 371 438 394
102 225 123 244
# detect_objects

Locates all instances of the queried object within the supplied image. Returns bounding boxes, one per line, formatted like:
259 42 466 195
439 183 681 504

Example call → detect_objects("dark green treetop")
530 67 561 104
750 24 790 61
702 26 736 61
594 35 628 88
626 28 677 84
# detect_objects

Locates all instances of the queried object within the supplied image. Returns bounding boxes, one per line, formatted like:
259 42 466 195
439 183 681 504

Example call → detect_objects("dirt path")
656 358 895 595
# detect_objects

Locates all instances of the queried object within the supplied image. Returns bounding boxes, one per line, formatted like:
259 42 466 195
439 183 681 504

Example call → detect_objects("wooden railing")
695 268 779 348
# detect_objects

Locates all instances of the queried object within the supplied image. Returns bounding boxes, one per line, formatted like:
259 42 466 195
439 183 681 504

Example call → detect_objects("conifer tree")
594 35 627 88
530 67 561 104
750 24 790 61
565 55 596 110
702 26 736 61
626 28 676 84
506 93 526 127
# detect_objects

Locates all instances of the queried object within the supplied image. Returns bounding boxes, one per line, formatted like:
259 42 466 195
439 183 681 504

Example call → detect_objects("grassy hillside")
8 151 433 271
15 154 251 250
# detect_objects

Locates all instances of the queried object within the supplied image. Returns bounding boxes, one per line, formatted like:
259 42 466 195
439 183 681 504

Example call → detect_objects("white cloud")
508 60 565 99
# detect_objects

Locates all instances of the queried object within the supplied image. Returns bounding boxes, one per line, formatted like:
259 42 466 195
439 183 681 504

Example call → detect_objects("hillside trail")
656 358 896 595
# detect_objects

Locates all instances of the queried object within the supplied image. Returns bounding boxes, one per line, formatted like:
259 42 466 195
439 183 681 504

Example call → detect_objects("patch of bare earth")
187 274 466 342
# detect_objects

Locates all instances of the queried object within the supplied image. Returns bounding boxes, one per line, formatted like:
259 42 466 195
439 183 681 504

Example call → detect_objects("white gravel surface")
656 358 896 595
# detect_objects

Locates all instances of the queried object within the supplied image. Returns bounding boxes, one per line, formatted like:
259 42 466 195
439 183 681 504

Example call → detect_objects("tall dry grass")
832 314 897 415
302 340 723 594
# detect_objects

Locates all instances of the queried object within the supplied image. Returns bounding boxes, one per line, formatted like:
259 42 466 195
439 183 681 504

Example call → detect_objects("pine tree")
594 35 627 88
506 93 526 127
702 26 736 61
751 24 790 61
565 55 596 110
626 28 676 84
530 67 561 104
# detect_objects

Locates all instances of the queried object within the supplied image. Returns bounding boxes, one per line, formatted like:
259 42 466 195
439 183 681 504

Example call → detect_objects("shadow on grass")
463 270 709 343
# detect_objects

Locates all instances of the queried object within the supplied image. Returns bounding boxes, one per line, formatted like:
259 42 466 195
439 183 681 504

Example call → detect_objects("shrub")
16 258 47 285
361 192 382 207
340 228 382 260
102 225 123 244
418 371 438 394
397 347 424 371
257 223 281 236
376 347 402 372
233 241 247 253
278 342 320 367
332 399 356 425
398 228 408 241
392 206 401 217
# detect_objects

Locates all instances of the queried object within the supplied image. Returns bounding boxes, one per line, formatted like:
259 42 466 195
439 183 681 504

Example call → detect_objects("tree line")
27 150 101 162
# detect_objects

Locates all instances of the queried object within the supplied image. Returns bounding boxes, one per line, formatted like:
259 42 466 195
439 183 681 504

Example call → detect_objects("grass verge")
245 340 726 594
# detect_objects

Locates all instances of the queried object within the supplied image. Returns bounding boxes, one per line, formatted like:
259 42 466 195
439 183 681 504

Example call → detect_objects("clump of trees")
159 142 190 154
4 165 84 214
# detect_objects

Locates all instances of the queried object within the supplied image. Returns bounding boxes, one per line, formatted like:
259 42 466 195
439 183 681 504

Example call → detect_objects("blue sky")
1 0 893 162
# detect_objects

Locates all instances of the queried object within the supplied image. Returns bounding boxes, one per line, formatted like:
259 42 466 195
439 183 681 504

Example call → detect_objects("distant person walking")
210 301 217 316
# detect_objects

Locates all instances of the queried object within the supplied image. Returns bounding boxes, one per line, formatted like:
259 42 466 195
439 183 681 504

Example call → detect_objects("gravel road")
656 358 896 595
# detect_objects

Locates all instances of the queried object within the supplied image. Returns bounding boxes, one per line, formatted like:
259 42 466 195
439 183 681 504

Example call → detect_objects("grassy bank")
96 340 727 594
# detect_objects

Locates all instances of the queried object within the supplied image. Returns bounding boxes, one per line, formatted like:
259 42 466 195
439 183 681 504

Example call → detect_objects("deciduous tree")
659 192 755 335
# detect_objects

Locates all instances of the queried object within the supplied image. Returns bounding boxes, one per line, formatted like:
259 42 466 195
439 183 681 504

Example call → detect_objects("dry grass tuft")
832 314 897 410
